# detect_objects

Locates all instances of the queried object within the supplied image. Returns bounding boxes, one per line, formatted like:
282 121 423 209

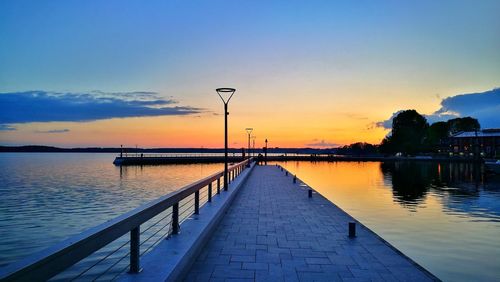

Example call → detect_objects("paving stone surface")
185 165 436 282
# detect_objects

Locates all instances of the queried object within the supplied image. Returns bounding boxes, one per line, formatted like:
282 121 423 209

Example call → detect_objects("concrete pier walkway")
185 165 437 281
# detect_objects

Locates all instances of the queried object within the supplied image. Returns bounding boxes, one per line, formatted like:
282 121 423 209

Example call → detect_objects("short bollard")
293 175 297 183
308 189 312 198
285 171 288 176
281 167 283 171
349 222 356 238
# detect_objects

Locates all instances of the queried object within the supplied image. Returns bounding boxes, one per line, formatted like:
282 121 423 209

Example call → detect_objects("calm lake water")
0 153 223 269
278 161 500 282
0 154 499 281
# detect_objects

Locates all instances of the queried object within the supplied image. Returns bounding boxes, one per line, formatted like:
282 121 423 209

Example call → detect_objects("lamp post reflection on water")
216 88 235 191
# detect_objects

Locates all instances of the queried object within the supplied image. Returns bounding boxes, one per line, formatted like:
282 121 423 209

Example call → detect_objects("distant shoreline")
0 145 487 163
0 145 335 154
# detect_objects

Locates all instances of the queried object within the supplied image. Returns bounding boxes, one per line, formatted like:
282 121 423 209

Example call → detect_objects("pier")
113 153 477 166
183 165 436 281
0 161 438 281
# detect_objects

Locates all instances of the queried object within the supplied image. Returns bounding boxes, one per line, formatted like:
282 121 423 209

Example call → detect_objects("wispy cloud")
375 88 500 129
340 113 369 120
306 139 339 148
0 90 203 130
35 129 70 134
0 124 16 131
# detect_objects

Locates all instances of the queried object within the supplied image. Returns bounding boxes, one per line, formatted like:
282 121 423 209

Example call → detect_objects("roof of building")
452 129 500 138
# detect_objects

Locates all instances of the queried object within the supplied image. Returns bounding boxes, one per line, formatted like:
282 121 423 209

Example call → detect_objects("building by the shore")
445 129 500 158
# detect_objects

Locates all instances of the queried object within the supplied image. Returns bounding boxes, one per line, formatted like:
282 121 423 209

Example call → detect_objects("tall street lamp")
245 128 253 164
216 88 236 191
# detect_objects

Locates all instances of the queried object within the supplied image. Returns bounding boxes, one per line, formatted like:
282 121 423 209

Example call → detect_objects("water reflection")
278 160 500 281
381 162 433 208
381 161 500 220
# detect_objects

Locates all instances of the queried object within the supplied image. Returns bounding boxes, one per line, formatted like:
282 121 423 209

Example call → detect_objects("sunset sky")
1 0 499 148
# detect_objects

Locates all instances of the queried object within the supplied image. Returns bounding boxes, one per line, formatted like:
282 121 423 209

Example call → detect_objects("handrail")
0 158 252 281
117 153 244 158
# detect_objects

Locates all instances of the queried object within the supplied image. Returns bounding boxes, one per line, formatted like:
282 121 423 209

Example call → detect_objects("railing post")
208 183 212 202
172 203 179 234
217 178 221 194
195 191 200 215
129 226 140 273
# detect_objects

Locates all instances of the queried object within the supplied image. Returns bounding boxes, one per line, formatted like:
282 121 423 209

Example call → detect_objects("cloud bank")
0 91 203 130
376 88 500 129
306 139 339 148
35 129 70 134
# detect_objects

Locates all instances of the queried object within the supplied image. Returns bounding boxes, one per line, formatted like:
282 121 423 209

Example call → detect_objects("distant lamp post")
216 88 236 191
252 136 256 158
245 128 253 164
265 139 268 165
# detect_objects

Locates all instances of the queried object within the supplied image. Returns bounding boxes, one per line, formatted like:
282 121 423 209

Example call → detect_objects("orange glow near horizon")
0 85 496 148
0 110 390 148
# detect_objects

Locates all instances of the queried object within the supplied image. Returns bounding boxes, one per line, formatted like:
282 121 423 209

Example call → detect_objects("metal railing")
0 159 252 281
119 153 233 158
116 153 340 158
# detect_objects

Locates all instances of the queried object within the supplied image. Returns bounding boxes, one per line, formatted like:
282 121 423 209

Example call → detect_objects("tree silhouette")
383 110 429 155
447 117 480 134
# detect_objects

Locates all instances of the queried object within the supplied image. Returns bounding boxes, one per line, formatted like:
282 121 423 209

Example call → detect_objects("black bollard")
348 222 356 238
308 189 312 198
281 167 283 171
293 175 297 183
285 171 288 176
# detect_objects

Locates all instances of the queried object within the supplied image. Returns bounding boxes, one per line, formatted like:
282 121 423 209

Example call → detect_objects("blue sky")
0 0 499 147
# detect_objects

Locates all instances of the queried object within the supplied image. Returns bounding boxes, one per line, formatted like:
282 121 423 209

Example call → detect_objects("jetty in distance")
112 152 479 166
0 159 439 281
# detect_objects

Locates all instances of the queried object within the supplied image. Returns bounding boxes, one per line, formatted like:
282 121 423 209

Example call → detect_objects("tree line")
338 110 480 156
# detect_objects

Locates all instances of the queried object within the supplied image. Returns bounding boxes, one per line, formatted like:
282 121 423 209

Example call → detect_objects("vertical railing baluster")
208 183 212 202
195 191 200 214
217 178 221 194
172 203 179 234
129 226 140 273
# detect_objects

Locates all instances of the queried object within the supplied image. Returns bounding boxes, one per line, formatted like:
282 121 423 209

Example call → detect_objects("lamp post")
216 88 236 191
265 139 268 165
245 128 253 164
252 136 256 158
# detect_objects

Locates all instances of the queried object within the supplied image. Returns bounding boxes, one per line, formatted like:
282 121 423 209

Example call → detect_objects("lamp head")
216 88 236 104
245 128 253 135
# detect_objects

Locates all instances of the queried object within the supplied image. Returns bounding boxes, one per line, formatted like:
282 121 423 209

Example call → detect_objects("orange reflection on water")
276 161 500 282
279 161 407 215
